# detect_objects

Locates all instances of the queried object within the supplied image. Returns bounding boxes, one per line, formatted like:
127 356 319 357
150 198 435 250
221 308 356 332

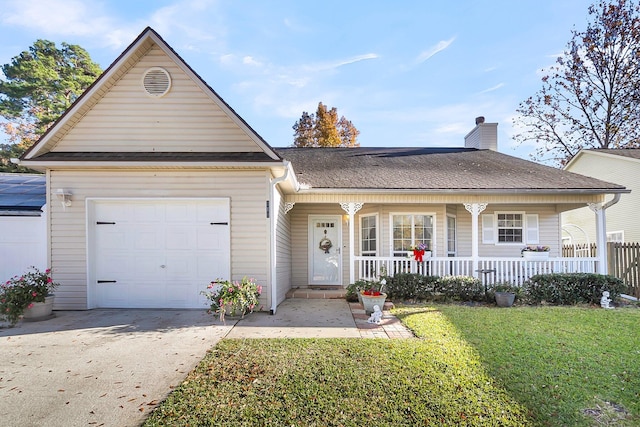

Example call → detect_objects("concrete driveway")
0 309 233 427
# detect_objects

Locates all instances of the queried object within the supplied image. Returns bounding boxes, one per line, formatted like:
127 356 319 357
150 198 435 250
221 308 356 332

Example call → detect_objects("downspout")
269 161 291 315
594 193 622 275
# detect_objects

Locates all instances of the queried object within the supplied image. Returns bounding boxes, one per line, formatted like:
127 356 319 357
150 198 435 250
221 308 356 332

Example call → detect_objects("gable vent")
142 67 171 97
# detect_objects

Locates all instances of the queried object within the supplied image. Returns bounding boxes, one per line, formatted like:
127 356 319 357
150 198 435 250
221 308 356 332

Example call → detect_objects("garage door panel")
92 199 230 309
165 226 195 250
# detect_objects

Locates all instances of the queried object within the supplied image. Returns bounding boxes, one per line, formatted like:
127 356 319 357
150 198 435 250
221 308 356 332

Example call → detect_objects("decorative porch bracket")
464 203 488 278
340 202 364 285
283 202 295 215
588 202 607 274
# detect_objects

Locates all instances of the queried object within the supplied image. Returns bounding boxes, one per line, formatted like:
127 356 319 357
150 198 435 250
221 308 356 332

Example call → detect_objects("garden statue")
367 305 383 324
600 291 614 309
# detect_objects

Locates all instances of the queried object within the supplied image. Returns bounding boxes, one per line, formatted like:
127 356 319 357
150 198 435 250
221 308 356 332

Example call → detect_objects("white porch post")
464 203 488 278
340 202 363 285
588 202 608 274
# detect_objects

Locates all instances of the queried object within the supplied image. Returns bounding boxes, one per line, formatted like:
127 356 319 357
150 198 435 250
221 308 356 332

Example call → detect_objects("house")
16 28 628 313
0 173 47 282
563 149 640 245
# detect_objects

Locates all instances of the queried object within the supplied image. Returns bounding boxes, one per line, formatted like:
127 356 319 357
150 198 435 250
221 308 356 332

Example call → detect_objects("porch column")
464 202 488 278
588 202 607 274
340 202 363 285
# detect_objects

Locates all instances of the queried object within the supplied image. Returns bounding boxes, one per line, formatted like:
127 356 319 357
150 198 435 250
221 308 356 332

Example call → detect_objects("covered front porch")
282 198 612 290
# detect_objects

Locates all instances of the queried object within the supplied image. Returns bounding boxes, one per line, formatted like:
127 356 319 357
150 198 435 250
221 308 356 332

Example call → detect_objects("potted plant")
0 267 59 326
521 245 550 260
360 278 387 314
201 277 262 322
491 283 520 307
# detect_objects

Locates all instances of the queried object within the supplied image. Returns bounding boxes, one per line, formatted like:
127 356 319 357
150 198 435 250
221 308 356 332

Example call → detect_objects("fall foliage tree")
513 0 640 166
0 40 102 172
292 102 360 147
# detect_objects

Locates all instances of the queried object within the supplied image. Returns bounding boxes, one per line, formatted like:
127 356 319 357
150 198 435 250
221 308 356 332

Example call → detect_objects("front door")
308 216 342 286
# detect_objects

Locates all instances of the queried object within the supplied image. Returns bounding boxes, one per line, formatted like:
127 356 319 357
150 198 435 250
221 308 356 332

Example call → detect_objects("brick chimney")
464 116 498 150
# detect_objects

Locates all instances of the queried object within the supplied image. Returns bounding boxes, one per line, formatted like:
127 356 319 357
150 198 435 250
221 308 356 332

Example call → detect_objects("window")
447 215 457 257
482 212 539 245
392 214 434 256
360 215 377 255
497 213 523 243
607 231 624 243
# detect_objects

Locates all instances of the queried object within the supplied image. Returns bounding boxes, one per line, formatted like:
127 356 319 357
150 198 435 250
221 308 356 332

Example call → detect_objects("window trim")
359 213 378 256
389 212 436 256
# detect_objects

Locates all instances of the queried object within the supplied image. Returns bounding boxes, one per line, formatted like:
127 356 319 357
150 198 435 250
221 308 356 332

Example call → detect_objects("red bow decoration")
413 249 425 262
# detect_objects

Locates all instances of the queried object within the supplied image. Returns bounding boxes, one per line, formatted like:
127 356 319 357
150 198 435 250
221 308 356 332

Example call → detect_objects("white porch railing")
354 256 599 287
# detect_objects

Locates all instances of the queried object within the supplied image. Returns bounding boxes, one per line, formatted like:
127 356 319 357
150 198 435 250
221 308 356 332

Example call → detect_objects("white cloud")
303 53 379 73
416 37 455 63
242 56 263 67
1 0 113 39
478 83 505 94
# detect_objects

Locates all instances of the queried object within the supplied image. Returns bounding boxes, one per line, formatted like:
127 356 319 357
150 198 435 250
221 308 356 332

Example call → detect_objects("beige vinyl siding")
54 45 262 153
274 187 292 306
476 205 560 257
49 169 270 310
564 152 637 243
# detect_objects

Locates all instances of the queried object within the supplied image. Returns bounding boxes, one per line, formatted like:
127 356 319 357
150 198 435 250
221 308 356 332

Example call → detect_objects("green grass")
396 304 640 426
143 305 640 427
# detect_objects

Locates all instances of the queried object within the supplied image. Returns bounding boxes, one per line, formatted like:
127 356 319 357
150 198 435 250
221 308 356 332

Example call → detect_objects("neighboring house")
0 173 47 282
16 28 627 313
563 149 640 245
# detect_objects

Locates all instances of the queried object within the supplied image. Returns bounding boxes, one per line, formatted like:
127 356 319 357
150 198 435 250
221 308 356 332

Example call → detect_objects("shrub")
384 273 439 300
436 275 484 302
523 273 627 305
345 280 371 302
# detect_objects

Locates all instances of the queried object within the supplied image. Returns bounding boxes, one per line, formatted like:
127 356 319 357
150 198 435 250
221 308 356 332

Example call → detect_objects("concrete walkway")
226 298 414 339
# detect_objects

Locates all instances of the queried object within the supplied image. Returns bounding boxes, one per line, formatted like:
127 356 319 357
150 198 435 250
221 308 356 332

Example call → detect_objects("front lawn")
396 304 640 426
143 305 639 426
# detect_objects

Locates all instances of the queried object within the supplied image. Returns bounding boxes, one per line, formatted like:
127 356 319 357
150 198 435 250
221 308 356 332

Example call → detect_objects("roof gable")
566 148 640 170
22 27 280 162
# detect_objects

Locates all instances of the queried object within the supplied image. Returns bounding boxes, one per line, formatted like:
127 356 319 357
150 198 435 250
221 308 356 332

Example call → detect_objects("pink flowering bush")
201 277 262 322
0 267 59 326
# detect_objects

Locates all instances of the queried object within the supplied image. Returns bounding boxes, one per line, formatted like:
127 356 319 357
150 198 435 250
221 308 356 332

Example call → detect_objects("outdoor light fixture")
55 188 73 209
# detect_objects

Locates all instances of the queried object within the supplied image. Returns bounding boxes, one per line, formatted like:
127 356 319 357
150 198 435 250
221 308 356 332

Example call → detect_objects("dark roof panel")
32 151 276 162
0 173 46 210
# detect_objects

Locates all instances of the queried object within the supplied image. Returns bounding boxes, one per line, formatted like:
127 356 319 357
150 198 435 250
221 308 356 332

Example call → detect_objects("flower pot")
361 292 387 314
495 292 515 308
23 295 55 321
522 251 549 260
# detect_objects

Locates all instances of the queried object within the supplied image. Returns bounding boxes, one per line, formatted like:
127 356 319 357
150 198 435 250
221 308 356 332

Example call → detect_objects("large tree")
513 0 640 166
0 40 102 172
292 102 360 147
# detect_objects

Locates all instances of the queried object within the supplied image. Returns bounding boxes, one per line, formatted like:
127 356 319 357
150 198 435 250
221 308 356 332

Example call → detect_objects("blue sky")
0 0 594 161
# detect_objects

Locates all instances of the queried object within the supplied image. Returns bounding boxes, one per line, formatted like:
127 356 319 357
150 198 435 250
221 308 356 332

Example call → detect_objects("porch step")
286 288 347 299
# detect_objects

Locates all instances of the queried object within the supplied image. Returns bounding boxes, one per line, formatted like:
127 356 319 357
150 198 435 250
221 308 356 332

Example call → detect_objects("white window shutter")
525 214 539 244
482 214 495 244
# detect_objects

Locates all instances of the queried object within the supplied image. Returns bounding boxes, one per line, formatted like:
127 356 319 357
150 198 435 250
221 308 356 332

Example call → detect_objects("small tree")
513 0 640 166
0 39 102 171
292 102 360 147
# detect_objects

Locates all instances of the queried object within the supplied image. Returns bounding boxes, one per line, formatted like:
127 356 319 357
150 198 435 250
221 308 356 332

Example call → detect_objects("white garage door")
91 199 230 309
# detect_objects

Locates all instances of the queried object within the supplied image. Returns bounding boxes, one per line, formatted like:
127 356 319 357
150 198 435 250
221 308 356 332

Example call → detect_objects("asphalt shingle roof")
275 147 626 192
588 148 640 160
